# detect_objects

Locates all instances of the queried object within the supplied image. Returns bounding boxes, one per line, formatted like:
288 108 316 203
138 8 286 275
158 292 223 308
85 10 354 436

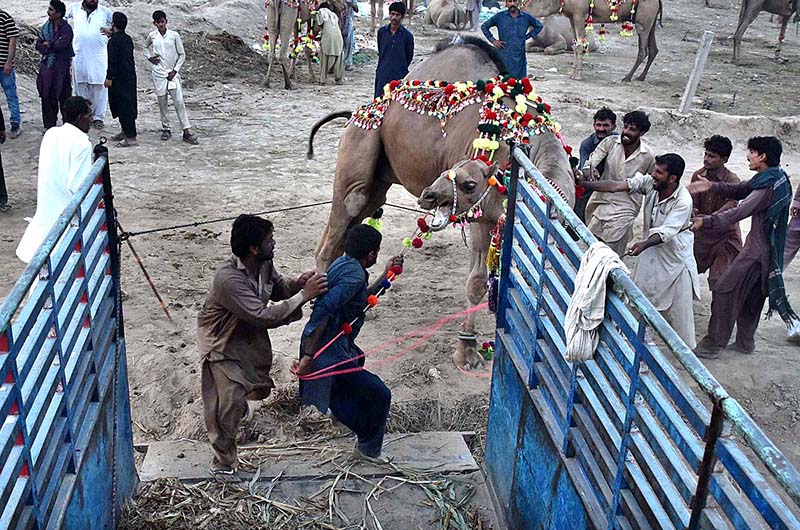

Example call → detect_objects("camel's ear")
481 161 498 179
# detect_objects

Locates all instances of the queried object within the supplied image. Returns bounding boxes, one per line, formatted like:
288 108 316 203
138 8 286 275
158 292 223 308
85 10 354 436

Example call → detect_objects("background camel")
523 0 662 80
733 0 796 62
525 14 599 54
307 36 575 368
424 0 467 30
267 0 342 88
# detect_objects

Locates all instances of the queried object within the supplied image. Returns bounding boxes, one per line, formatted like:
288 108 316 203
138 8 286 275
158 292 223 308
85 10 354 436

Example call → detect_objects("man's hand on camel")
689 217 704 232
292 355 314 376
492 40 506 49
302 273 328 301
687 176 711 194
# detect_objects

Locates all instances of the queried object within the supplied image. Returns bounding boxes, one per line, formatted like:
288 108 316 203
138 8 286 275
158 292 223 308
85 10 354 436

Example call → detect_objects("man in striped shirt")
0 9 21 138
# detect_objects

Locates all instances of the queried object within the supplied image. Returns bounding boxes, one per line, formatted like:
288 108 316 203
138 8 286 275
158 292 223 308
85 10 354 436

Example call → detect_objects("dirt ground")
0 0 799 489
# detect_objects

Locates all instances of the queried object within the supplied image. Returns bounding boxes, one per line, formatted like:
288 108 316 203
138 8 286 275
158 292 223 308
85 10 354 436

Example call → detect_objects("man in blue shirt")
295 225 403 462
374 1 414 99
576 107 618 222
481 0 543 80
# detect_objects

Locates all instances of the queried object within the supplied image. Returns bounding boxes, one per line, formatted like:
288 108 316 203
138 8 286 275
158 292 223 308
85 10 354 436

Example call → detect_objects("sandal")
115 138 138 148
110 132 126 142
182 131 199 145
160 130 171 141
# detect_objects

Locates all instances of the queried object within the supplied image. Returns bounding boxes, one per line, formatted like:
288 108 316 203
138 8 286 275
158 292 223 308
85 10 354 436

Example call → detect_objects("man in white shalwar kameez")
66 0 112 128
17 96 93 267
578 153 700 349
143 10 198 144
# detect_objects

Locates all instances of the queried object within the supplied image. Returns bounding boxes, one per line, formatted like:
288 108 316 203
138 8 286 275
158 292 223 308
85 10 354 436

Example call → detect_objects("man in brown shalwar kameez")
197 214 328 477
690 137 800 358
690 135 742 289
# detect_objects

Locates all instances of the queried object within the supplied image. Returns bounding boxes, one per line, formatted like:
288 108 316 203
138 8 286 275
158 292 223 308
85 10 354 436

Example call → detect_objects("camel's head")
418 158 502 231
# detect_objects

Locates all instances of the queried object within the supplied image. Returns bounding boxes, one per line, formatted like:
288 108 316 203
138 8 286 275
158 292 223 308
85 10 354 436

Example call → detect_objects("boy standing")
143 10 198 144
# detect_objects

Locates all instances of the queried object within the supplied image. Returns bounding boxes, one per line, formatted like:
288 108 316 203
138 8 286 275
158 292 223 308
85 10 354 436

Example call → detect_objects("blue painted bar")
485 147 800 530
0 153 136 529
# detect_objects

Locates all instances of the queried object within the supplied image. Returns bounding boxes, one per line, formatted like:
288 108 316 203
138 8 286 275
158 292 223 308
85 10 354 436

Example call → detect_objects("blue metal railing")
488 145 800 529
0 148 135 529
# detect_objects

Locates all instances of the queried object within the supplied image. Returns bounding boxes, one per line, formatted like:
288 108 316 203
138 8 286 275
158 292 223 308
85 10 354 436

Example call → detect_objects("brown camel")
732 0 796 62
267 0 341 88
266 0 300 89
424 0 467 30
307 36 575 368
523 0 663 81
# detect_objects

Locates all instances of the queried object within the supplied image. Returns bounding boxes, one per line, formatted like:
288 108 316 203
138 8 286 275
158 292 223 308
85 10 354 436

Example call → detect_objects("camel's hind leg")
635 25 659 81
733 0 762 62
315 132 384 270
622 23 650 81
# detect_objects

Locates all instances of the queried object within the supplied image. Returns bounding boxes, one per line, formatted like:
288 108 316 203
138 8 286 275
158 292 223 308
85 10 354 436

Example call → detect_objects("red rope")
297 302 489 380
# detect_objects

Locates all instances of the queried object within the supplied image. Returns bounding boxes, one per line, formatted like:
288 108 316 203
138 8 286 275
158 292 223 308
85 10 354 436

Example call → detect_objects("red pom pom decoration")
482 341 491 349
341 322 353 335
417 217 429 232
485 110 498 121
412 237 423 248
389 80 401 90
497 184 507 194
484 82 494 94
522 112 534 123
564 145 573 155
507 78 517 87
367 294 380 307
544 103 552 113
389 265 403 276
444 84 455 95
449 214 458 223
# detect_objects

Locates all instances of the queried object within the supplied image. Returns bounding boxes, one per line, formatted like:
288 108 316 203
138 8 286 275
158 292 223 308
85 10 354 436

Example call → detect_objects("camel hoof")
454 339 485 370
635 74 647 82
569 72 582 81
621 76 632 83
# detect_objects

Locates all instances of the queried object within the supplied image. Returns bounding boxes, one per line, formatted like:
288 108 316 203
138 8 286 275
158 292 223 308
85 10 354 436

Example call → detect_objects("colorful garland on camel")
580 0 636 41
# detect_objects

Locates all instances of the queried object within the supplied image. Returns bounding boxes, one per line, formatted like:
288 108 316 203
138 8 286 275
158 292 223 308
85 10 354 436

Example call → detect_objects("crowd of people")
574 108 800 356
0 3 198 209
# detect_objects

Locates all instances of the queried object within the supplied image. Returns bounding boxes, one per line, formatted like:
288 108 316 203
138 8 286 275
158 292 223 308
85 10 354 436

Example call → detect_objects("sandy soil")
0 0 798 476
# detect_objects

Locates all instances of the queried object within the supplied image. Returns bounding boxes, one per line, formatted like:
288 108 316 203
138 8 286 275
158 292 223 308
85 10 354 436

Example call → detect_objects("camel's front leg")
775 15 789 62
454 224 492 370
265 5 279 87
569 16 586 80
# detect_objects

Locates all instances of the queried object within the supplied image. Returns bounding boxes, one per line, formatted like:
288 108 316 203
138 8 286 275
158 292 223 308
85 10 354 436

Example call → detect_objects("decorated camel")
526 14 599 54
424 0 467 30
733 0 796 62
266 0 342 88
307 36 575 369
523 0 662 81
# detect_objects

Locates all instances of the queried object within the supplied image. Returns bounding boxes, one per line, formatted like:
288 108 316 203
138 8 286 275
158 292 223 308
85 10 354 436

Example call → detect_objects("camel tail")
307 111 353 159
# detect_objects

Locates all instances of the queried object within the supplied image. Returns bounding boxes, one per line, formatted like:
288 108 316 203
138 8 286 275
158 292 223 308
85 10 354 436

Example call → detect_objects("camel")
307 36 575 368
424 0 467 30
266 0 342 88
523 0 663 81
525 14 599 54
732 0 796 62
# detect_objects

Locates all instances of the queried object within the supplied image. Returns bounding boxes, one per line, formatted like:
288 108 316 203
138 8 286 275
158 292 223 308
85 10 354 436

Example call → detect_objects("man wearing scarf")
690 136 800 357
36 0 74 130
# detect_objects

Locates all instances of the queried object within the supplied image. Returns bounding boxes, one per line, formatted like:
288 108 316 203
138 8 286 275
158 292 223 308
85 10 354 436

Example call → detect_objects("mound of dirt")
12 22 41 76
181 31 268 86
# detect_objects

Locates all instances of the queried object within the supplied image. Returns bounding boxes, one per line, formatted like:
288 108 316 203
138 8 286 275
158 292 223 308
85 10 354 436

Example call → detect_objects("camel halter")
445 160 496 223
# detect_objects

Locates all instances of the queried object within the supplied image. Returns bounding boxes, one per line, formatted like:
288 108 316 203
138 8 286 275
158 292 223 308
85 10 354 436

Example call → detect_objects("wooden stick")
679 31 714 114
